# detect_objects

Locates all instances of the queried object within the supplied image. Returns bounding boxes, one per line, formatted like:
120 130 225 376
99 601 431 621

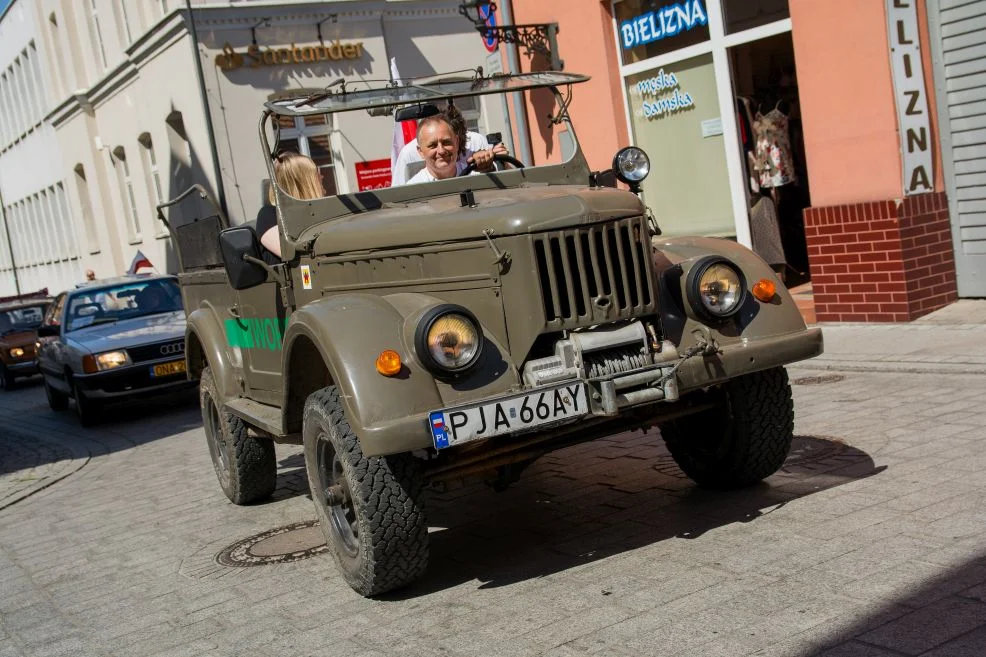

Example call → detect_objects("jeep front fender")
281 293 445 456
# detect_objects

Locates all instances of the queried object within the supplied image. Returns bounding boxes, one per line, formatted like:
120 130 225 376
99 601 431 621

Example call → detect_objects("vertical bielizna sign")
886 0 933 195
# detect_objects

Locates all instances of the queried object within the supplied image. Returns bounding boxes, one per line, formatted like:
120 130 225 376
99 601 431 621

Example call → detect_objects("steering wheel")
459 153 526 176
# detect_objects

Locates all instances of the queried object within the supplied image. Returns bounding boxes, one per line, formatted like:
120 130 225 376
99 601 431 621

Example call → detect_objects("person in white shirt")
406 115 495 185
393 104 507 185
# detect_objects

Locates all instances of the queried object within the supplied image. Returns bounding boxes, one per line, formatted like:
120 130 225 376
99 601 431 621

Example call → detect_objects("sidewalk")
793 299 986 376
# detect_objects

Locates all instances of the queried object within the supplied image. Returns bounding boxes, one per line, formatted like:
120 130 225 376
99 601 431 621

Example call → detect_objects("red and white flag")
390 57 417 172
127 250 154 275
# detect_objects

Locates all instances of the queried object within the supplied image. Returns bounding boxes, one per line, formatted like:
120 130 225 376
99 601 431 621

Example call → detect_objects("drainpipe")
184 0 230 221
0 189 20 294
498 0 533 165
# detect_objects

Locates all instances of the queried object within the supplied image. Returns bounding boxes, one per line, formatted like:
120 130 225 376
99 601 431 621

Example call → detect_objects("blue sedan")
37 274 195 426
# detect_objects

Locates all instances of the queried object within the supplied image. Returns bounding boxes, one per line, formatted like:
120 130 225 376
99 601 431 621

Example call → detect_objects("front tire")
74 381 100 427
200 366 276 504
43 376 69 410
0 364 15 390
660 366 794 488
303 386 428 597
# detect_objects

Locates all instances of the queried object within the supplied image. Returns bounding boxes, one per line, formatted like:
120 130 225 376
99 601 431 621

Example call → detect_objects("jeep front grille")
533 216 657 328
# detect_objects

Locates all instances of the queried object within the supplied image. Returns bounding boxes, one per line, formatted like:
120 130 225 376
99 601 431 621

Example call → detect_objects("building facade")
505 0 984 320
0 0 496 290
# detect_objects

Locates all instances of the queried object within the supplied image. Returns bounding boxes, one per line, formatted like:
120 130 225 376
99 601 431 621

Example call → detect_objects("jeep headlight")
415 306 482 375
613 146 650 184
9 347 24 358
83 350 132 373
686 257 746 319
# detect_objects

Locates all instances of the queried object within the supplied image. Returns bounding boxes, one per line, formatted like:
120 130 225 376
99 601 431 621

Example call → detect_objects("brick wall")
803 192 958 322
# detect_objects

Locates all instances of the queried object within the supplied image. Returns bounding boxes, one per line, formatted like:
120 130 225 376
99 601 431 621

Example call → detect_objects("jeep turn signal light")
752 278 777 303
376 350 402 376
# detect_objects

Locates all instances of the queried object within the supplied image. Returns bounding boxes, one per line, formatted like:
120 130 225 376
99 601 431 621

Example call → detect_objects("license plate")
151 360 186 377
429 382 588 449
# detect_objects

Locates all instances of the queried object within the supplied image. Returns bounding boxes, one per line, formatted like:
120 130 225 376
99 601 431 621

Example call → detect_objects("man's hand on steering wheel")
459 152 526 176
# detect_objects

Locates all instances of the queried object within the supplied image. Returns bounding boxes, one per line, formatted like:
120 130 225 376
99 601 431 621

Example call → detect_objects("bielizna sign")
620 0 708 50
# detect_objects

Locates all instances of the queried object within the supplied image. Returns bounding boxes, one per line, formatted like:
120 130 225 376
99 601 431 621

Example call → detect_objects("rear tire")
303 386 428 597
660 366 794 489
43 376 69 410
200 366 276 504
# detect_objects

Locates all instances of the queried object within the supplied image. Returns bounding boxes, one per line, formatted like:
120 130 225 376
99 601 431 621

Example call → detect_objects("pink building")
492 0 983 321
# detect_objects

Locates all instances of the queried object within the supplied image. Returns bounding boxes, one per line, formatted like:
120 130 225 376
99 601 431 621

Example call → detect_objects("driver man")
405 116 496 185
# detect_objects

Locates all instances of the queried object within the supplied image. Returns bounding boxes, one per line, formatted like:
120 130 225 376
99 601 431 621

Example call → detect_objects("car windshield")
66 280 182 332
0 304 48 334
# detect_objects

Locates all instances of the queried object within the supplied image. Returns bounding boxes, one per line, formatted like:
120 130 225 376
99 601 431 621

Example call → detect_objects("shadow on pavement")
382 433 885 599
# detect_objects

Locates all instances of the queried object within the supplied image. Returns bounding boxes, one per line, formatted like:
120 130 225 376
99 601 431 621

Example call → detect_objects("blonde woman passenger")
256 150 326 262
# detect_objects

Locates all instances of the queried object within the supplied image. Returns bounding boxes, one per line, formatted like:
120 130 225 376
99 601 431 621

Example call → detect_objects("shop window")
138 133 166 235
722 0 789 35
112 146 141 241
74 164 99 254
625 53 734 237
615 0 710 66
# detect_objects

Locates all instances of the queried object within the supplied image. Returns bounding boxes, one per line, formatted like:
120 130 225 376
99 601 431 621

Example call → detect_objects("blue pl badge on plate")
429 411 450 449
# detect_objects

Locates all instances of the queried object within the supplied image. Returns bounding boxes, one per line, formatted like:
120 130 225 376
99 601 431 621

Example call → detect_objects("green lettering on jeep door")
224 318 285 351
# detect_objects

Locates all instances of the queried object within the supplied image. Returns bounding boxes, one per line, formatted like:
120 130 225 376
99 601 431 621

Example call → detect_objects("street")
2 310 986 657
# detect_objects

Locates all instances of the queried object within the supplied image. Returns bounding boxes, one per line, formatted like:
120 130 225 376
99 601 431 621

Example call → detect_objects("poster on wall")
355 159 392 191
886 0 934 196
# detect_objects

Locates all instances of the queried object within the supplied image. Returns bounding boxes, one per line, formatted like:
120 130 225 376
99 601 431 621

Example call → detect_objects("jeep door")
230 277 285 404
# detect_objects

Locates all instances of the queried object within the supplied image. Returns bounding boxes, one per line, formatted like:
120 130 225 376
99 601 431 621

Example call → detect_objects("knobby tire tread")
305 386 428 597
200 366 276 504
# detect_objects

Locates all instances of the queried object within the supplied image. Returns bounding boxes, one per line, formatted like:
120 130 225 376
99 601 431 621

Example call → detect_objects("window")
112 147 141 240
74 164 99 253
49 13 72 97
117 0 133 46
160 0 169 17
276 115 341 197
28 43 46 118
138 133 166 236
88 0 108 69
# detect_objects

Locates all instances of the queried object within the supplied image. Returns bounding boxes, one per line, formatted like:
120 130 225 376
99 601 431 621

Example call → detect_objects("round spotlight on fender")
685 256 747 320
613 147 650 186
414 305 483 376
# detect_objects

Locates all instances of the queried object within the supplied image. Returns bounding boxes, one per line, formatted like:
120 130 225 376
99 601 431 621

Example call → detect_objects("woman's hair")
269 150 325 204
443 104 468 156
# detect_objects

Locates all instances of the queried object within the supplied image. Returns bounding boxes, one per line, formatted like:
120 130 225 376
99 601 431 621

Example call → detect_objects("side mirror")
219 226 268 290
37 324 59 337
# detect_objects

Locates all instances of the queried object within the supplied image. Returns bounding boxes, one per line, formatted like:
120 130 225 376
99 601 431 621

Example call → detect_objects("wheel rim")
204 394 230 477
315 432 359 558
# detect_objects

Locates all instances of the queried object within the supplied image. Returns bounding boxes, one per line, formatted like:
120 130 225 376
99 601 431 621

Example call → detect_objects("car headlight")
9 347 24 358
83 350 132 373
686 256 747 320
414 305 483 375
613 146 650 184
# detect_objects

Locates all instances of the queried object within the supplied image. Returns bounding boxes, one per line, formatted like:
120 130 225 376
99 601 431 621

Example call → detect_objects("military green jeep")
162 71 822 597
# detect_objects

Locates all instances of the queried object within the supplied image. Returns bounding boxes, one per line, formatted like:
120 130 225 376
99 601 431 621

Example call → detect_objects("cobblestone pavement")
1 361 985 657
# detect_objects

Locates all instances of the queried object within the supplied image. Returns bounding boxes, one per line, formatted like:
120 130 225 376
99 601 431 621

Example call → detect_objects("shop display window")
722 0 789 35
625 53 734 237
615 0 711 66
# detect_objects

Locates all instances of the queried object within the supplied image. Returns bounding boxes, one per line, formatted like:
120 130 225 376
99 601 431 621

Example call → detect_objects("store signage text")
620 0 707 50
634 69 694 119
355 159 392 191
886 0 933 195
215 41 364 71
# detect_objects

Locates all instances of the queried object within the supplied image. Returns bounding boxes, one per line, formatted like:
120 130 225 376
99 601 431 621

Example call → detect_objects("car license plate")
429 382 588 449
151 360 186 377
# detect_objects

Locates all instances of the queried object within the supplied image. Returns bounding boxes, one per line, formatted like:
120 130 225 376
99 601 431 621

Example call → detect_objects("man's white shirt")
392 131 490 186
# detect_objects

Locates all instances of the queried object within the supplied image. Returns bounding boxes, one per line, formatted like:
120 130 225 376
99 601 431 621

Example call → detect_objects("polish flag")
390 57 417 173
127 250 154 275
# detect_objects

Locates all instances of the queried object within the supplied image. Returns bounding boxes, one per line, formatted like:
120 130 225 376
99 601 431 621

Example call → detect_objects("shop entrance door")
928 0 986 297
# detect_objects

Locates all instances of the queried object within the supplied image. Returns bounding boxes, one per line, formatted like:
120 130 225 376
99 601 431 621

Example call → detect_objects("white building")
0 0 82 296
0 0 494 292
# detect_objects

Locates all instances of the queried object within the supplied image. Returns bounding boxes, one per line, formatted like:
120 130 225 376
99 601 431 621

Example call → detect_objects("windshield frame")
262 80 592 259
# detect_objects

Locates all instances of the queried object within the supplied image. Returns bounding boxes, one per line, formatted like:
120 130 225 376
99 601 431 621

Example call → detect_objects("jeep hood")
307 185 644 255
